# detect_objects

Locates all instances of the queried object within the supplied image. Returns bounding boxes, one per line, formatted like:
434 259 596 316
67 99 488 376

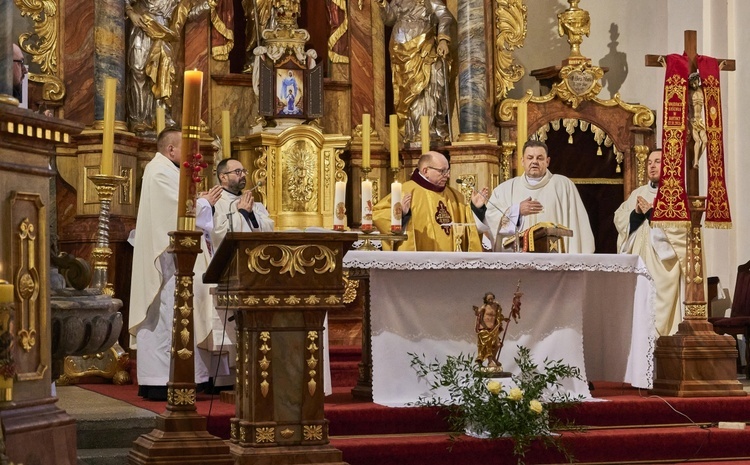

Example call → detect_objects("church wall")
718 0 750 290
506 1 749 296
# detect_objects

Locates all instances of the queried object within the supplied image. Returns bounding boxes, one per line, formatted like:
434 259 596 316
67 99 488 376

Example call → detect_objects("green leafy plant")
409 346 584 463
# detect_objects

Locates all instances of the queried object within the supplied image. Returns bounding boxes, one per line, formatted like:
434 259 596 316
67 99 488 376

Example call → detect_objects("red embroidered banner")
652 54 691 227
697 55 732 228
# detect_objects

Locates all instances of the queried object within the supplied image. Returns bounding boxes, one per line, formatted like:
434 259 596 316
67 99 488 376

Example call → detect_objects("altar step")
330 425 750 465
330 345 361 389
56 385 156 465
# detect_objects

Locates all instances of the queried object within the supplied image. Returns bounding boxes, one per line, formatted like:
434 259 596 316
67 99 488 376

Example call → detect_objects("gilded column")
93 0 126 125
0 0 15 104
456 0 488 142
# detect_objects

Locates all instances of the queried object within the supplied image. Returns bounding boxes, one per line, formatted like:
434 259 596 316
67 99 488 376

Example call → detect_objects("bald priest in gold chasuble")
373 152 483 252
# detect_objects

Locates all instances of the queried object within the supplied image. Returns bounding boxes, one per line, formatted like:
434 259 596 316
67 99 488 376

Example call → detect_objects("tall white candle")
390 181 402 231
389 114 399 169
362 114 371 169
516 101 528 175
101 77 116 175
156 106 166 134
333 181 346 230
420 115 430 151
221 109 231 159
361 179 373 231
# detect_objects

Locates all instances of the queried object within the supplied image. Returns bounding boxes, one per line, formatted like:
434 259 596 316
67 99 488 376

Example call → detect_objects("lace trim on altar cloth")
343 253 653 278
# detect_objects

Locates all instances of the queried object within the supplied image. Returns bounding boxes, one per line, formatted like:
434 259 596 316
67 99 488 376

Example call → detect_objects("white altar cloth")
342 251 656 406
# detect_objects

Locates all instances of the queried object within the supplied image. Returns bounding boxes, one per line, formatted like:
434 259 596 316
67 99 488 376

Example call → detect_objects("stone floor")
56 385 156 465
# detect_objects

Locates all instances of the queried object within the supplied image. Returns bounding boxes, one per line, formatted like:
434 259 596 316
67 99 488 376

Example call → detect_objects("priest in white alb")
129 128 221 399
211 158 275 249
472 140 595 253
614 149 687 336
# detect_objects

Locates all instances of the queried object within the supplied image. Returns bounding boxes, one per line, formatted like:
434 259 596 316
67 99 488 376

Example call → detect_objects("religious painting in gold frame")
275 68 305 117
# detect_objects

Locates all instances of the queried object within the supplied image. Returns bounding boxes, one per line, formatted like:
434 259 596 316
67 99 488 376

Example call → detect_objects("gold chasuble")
373 170 483 252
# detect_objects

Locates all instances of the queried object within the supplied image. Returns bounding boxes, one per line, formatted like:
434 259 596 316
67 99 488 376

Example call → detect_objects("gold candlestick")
88 174 127 296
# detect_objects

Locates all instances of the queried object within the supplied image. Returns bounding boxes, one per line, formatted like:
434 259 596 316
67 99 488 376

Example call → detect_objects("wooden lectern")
501 223 573 253
204 232 356 465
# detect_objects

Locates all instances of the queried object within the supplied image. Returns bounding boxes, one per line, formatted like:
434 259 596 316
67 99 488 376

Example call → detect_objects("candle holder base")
356 232 407 252
88 174 128 295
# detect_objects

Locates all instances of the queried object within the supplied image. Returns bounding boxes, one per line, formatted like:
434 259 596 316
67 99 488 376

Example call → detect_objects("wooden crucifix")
645 31 744 398
644 30 735 321
646 30 735 195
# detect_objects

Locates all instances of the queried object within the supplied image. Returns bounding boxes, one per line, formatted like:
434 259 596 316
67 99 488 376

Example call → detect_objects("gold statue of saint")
473 285 523 374
474 292 505 370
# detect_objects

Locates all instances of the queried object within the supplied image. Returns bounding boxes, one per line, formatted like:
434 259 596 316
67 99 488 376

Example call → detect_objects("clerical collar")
524 174 544 186
650 181 658 189
222 187 241 196
410 168 446 193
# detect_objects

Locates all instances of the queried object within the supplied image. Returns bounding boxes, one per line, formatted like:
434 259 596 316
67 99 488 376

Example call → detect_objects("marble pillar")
93 0 126 124
456 0 488 141
0 0 14 102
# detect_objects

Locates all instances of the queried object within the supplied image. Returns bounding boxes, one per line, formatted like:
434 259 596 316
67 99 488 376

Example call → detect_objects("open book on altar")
499 222 573 253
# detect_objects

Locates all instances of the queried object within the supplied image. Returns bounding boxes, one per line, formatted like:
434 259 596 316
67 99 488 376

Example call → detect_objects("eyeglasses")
427 166 451 176
222 168 247 176
13 59 24 66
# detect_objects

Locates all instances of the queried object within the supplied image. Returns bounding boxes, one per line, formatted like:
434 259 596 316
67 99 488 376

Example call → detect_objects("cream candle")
390 181 402 231
334 181 346 230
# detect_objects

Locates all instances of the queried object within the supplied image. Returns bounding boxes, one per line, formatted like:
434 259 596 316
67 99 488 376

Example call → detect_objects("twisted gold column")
88 174 127 295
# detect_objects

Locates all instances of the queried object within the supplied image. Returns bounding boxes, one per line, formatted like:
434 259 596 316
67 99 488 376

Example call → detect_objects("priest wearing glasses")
373 151 483 251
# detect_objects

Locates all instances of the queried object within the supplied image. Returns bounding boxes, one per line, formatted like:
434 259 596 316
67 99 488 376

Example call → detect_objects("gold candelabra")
88 174 127 295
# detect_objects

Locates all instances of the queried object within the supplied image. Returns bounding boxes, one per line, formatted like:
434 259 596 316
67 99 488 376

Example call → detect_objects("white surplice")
614 183 687 337
479 171 596 254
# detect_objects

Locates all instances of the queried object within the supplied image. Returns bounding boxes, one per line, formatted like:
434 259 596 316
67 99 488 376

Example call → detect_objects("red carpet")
75 347 750 464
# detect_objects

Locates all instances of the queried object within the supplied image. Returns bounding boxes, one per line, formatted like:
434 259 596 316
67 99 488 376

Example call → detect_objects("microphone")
227 198 238 233
247 179 264 193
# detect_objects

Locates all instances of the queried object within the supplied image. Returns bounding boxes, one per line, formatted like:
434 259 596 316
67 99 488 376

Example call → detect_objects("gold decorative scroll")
10 192 47 382
209 0 234 60
306 331 319 396
455 175 477 205
327 0 349 64
255 427 275 443
498 92 654 129
685 303 707 318
16 217 39 352
174 276 193 360
500 141 515 182
303 425 323 441
634 145 650 186
282 141 318 212
259 331 270 397
551 63 604 108
168 387 196 405
14 0 65 100
245 244 338 277
493 0 527 103
342 271 359 304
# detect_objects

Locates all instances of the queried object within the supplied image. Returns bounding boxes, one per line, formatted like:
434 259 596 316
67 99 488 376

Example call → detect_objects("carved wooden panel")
9 192 49 382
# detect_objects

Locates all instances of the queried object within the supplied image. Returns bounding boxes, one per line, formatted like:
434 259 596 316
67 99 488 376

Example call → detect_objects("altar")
342 251 656 406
